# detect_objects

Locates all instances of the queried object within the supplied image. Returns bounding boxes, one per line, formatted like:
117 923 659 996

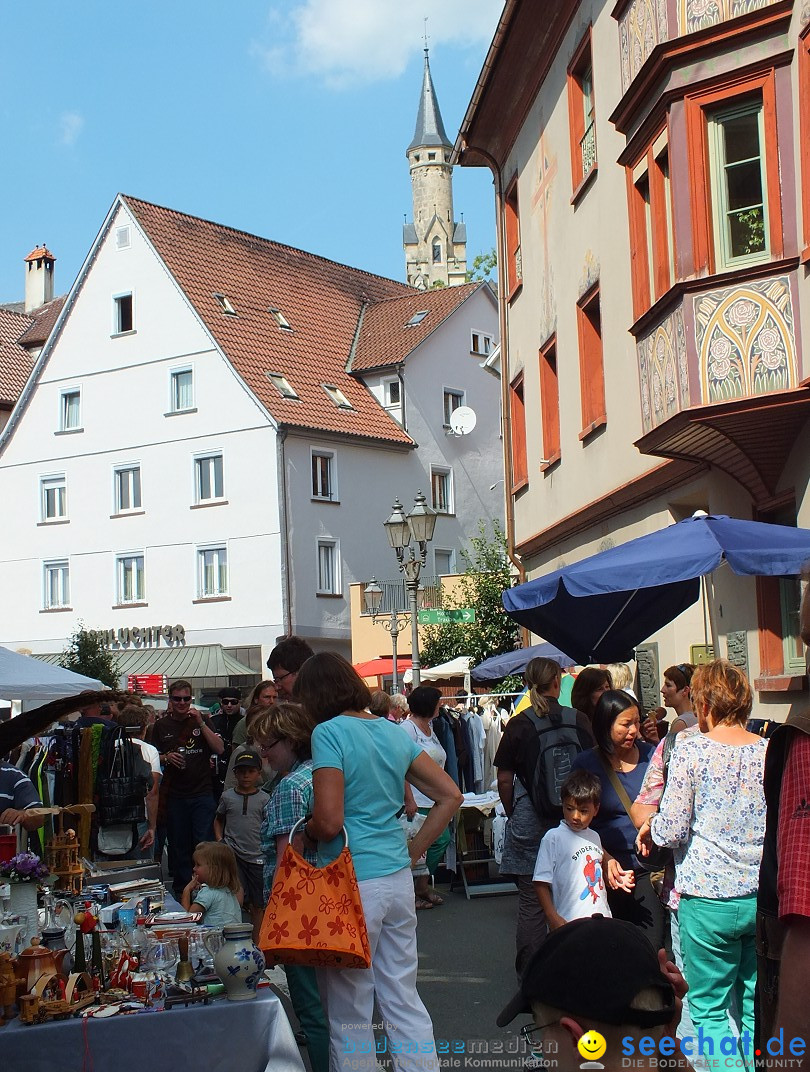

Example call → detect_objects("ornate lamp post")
363 577 409 695
383 491 437 688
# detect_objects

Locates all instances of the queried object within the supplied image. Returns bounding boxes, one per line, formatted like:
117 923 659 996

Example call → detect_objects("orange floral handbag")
259 818 372 969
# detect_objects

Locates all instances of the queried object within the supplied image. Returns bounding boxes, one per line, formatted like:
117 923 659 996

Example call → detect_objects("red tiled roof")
0 309 35 407
350 282 481 372
24 245 56 262
123 197 417 445
17 296 66 349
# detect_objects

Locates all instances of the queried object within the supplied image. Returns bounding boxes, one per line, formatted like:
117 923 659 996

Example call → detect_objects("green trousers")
417 806 452 876
285 963 329 1072
678 893 757 1072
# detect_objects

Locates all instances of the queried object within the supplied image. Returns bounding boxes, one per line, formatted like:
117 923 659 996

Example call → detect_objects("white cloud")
253 1 503 87
59 111 84 147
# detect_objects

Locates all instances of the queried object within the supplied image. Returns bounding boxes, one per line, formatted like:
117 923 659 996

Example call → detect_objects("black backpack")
519 706 585 819
96 727 152 827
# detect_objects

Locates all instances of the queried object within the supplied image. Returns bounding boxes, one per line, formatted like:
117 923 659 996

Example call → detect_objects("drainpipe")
460 140 525 590
277 429 293 636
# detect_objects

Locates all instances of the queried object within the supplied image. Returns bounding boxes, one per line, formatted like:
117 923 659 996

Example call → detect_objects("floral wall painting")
695 277 798 404
638 307 688 434
678 0 780 36
619 0 668 94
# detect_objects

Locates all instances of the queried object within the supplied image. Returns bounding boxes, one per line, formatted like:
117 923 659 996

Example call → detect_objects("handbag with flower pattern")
259 818 371 969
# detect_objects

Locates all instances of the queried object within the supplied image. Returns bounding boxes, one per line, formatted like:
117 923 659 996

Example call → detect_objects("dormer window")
267 372 300 399
214 293 237 316
406 310 429 328
323 384 354 410
269 306 293 331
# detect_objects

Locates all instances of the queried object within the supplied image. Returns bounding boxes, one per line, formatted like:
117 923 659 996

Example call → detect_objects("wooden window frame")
799 27 810 261
504 174 523 300
509 372 528 493
567 27 598 201
626 126 677 320
684 68 783 276
576 284 606 440
539 337 561 470
754 499 808 692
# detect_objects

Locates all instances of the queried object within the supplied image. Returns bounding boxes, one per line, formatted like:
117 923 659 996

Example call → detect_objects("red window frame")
539 337 561 468
626 127 677 319
576 285 606 439
504 174 522 300
800 27 810 260
509 372 528 492
567 27 597 200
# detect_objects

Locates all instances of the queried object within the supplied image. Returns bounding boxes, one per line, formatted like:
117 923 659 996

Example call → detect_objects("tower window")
432 238 442 263
428 152 436 160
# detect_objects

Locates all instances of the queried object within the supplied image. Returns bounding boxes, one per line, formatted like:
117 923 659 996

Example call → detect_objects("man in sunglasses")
211 687 245 801
153 679 224 900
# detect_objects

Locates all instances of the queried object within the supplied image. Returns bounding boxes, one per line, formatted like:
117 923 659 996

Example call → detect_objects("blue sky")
0 1 503 304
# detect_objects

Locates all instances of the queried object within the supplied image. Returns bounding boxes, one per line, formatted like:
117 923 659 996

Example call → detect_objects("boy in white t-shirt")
533 770 635 931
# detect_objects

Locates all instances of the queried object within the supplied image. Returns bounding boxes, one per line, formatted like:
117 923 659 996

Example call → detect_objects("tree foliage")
420 520 520 690
59 623 121 688
466 248 498 283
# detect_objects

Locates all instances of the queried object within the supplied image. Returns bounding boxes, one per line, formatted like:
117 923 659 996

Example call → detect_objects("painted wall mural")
531 132 558 346
694 277 798 404
638 306 688 434
678 0 781 36
619 0 668 94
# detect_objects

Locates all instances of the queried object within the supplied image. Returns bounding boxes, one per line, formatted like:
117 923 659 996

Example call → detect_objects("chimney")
24 245 56 313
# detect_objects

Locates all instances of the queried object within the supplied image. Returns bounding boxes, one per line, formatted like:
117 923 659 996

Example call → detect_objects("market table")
450 792 516 900
0 987 305 1072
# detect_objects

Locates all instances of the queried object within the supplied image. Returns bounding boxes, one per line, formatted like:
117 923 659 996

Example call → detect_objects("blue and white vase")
213 923 265 1001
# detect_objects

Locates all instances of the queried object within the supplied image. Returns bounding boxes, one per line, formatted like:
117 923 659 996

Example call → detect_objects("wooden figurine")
0 953 17 1025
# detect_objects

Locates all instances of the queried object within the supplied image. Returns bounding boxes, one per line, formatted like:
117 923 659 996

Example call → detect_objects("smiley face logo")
577 1030 607 1063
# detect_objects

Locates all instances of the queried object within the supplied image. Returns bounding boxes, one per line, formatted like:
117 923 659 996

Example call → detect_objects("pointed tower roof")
408 49 452 152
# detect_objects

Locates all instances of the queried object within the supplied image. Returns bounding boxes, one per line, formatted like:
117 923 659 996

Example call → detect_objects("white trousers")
318 866 440 1072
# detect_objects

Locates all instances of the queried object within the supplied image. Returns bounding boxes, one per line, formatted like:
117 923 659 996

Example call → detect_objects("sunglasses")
221 698 240 705
171 696 191 703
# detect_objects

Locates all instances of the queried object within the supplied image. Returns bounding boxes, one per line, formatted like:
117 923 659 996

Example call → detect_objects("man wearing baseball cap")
497 916 695 1071
214 747 270 939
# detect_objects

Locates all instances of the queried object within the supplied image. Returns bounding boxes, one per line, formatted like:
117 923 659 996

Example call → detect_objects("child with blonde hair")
181 841 243 927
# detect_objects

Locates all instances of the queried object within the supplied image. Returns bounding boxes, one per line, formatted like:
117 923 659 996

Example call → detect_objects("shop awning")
35 644 257 680
353 656 412 679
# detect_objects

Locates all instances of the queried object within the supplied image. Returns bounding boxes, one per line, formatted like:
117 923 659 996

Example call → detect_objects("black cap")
233 749 262 770
218 687 240 701
496 916 676 1028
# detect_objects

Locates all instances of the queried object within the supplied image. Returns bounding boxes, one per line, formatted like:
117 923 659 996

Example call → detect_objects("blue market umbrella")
471 642 576 683
502 513 810 665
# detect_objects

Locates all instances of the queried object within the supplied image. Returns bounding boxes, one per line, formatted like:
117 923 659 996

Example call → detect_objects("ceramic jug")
212 923 264 1001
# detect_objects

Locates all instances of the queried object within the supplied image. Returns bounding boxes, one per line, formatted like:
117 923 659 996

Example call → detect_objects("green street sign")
417 608 476 625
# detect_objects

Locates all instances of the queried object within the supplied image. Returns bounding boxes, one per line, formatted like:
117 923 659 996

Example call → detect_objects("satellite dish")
449 406 477 436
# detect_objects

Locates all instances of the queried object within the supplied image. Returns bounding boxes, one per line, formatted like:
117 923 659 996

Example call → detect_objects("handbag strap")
289 816 350 850
597 751 636 821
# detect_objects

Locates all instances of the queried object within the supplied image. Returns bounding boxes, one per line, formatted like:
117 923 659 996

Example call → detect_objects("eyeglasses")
259 739 281 753
520 1020 561 1048
272 670 294 684
171 696 191 703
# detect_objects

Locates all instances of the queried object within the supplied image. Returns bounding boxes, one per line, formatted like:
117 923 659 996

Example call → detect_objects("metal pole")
408 575 421 688
391 616 400 695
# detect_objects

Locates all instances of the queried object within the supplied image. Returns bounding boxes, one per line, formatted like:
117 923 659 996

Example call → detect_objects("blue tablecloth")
0 988 305 1072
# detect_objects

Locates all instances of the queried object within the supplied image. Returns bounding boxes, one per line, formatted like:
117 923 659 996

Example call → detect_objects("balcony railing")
580 120 596 178
360 576 442 616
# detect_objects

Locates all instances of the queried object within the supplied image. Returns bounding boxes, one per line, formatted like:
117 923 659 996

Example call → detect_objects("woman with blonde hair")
494 657 594 974
638 660 767 1070
253 701 328 1072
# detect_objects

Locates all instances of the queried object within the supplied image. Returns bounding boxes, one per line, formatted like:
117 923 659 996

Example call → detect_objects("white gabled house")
0 195 502 691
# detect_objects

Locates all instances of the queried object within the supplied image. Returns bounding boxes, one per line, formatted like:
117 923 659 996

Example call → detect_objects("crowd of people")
2 574 809 1071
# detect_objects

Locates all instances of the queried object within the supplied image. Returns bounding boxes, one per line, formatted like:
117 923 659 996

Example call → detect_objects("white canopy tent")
0 645 104 702
403 656 472 693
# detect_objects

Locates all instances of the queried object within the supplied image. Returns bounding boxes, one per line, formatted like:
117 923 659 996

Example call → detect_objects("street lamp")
363 577 409 694
383 491 437 688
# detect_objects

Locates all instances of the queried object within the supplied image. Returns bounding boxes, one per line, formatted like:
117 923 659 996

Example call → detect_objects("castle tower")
403 50 467 289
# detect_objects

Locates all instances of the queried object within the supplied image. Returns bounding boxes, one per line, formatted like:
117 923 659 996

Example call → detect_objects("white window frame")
197 544 228 598
267 372 300 399
443 388 465 427
169 366 194 413
323 384 354 410
430 465 454 514
112 291 134 335
405 310 429 328
269 307 293 331
311 448 338 502
382 377 401 409
470 331 493 356
40 474 67 523
194 453 225 503
115 225 131 251
213 292 237 316
708 98 770 271
114 464 142 514
434 548 456 576
43 560 70 609
59 388 81 432
116 553 145 605
316 538 341 596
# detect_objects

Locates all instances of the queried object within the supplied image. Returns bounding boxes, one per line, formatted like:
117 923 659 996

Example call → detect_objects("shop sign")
93 624 186 649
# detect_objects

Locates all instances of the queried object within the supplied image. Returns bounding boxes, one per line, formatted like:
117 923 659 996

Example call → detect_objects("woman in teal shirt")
296 652 462 1072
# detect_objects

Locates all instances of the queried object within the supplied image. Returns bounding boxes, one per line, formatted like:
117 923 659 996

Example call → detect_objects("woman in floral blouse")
637 660 767 1071
254 702 328 1072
